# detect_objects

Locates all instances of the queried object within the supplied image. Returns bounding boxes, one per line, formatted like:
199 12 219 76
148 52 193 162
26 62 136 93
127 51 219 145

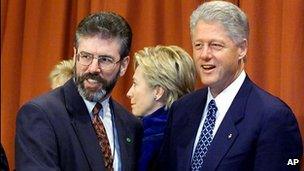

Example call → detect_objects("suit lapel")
201 77 253 170
176 89 208 169
200 112 239 171
64 79 105 171
109 99 132 171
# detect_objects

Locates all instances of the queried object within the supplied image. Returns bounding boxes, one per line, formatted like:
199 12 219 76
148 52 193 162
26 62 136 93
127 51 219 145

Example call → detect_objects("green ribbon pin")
126 137 132 143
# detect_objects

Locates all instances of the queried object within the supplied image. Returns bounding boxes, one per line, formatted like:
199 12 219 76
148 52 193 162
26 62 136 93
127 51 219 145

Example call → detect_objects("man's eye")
210 43 224 50
100 57 114 63
81 54 91 59
194 43 203 49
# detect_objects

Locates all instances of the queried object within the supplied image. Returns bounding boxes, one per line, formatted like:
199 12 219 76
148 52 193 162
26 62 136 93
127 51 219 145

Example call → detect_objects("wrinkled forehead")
77 36 121 51
191 20 231 40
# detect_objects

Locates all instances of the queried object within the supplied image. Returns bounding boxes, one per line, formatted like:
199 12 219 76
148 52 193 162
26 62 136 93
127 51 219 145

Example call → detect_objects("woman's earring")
154 96 157 101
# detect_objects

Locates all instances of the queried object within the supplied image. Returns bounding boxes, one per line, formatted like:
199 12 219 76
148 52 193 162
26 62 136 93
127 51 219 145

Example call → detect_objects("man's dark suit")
15 79 143 171
156 76 303 171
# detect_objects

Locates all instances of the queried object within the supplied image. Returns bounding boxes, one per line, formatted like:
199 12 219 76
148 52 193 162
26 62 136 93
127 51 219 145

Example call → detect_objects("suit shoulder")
28 88 65 109
174 88 207 105
246 83 298 129
17 88 66 118
250 83 292 112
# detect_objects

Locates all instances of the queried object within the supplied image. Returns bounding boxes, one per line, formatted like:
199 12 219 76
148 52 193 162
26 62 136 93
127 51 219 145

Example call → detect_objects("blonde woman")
127 45 196 170
49 59 74 89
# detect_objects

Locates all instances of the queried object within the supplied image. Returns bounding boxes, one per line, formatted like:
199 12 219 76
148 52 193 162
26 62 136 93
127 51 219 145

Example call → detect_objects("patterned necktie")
191 99 218 171
91 102 114 171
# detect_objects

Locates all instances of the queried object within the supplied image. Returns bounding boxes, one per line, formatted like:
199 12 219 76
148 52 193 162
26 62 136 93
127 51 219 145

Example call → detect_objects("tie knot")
208 99 217 116
93 102 102 116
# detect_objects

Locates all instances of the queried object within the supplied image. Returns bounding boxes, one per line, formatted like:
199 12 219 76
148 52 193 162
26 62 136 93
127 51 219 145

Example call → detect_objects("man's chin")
84 87 102 93
85 91 107 102
77 86 107 102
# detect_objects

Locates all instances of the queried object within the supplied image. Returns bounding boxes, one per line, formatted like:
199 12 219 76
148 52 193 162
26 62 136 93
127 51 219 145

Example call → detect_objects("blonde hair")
49 59 74 89
134 45 196 109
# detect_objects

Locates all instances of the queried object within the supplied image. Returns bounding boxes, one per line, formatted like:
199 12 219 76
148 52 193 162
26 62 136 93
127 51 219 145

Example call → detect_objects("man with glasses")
16 12 142 171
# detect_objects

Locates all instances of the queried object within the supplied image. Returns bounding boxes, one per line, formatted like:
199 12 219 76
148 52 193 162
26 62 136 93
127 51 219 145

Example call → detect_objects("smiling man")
155 1 302 171
15 12 142 171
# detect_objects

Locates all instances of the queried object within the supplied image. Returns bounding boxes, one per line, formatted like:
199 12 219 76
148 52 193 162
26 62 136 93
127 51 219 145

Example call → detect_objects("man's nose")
126 86 133 99
88 58 101 73
199 46 212 60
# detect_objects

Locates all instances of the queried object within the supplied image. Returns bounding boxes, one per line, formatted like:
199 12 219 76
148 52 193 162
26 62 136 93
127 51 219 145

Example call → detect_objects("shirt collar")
207 70 246 116
82 97 110 118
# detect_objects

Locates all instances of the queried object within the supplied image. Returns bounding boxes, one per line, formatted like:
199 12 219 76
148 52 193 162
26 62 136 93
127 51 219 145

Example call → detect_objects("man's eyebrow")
79 51 92 55
98 55 114 59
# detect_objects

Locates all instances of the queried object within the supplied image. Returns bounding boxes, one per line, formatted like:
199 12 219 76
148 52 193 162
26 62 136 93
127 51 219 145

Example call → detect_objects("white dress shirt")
83 97 121 171
192 71 246 155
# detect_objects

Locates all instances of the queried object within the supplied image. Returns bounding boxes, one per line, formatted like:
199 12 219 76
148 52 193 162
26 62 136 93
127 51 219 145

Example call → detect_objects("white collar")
207 70 246 117
82 97 110 118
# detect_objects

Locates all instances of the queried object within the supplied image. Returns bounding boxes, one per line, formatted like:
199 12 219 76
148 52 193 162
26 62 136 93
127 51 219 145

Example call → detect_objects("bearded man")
15 12 142 171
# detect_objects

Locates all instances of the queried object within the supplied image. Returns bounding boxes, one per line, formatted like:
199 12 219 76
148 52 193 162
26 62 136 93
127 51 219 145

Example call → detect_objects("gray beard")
75 69 120 102
77 85 107 102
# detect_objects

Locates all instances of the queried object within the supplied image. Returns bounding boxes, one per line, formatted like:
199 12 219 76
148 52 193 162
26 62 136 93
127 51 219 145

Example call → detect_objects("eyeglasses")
76 51 122 71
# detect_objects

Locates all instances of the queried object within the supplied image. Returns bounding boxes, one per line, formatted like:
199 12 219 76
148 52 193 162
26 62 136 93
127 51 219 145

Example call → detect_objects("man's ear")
153 86 165 101
238 39 248 60
119 56 130 76
73 47 77 61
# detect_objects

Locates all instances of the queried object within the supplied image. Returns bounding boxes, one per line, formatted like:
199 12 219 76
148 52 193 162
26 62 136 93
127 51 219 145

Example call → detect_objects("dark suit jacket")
1 143 9 171
155 76 303 171
15 79 143 171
